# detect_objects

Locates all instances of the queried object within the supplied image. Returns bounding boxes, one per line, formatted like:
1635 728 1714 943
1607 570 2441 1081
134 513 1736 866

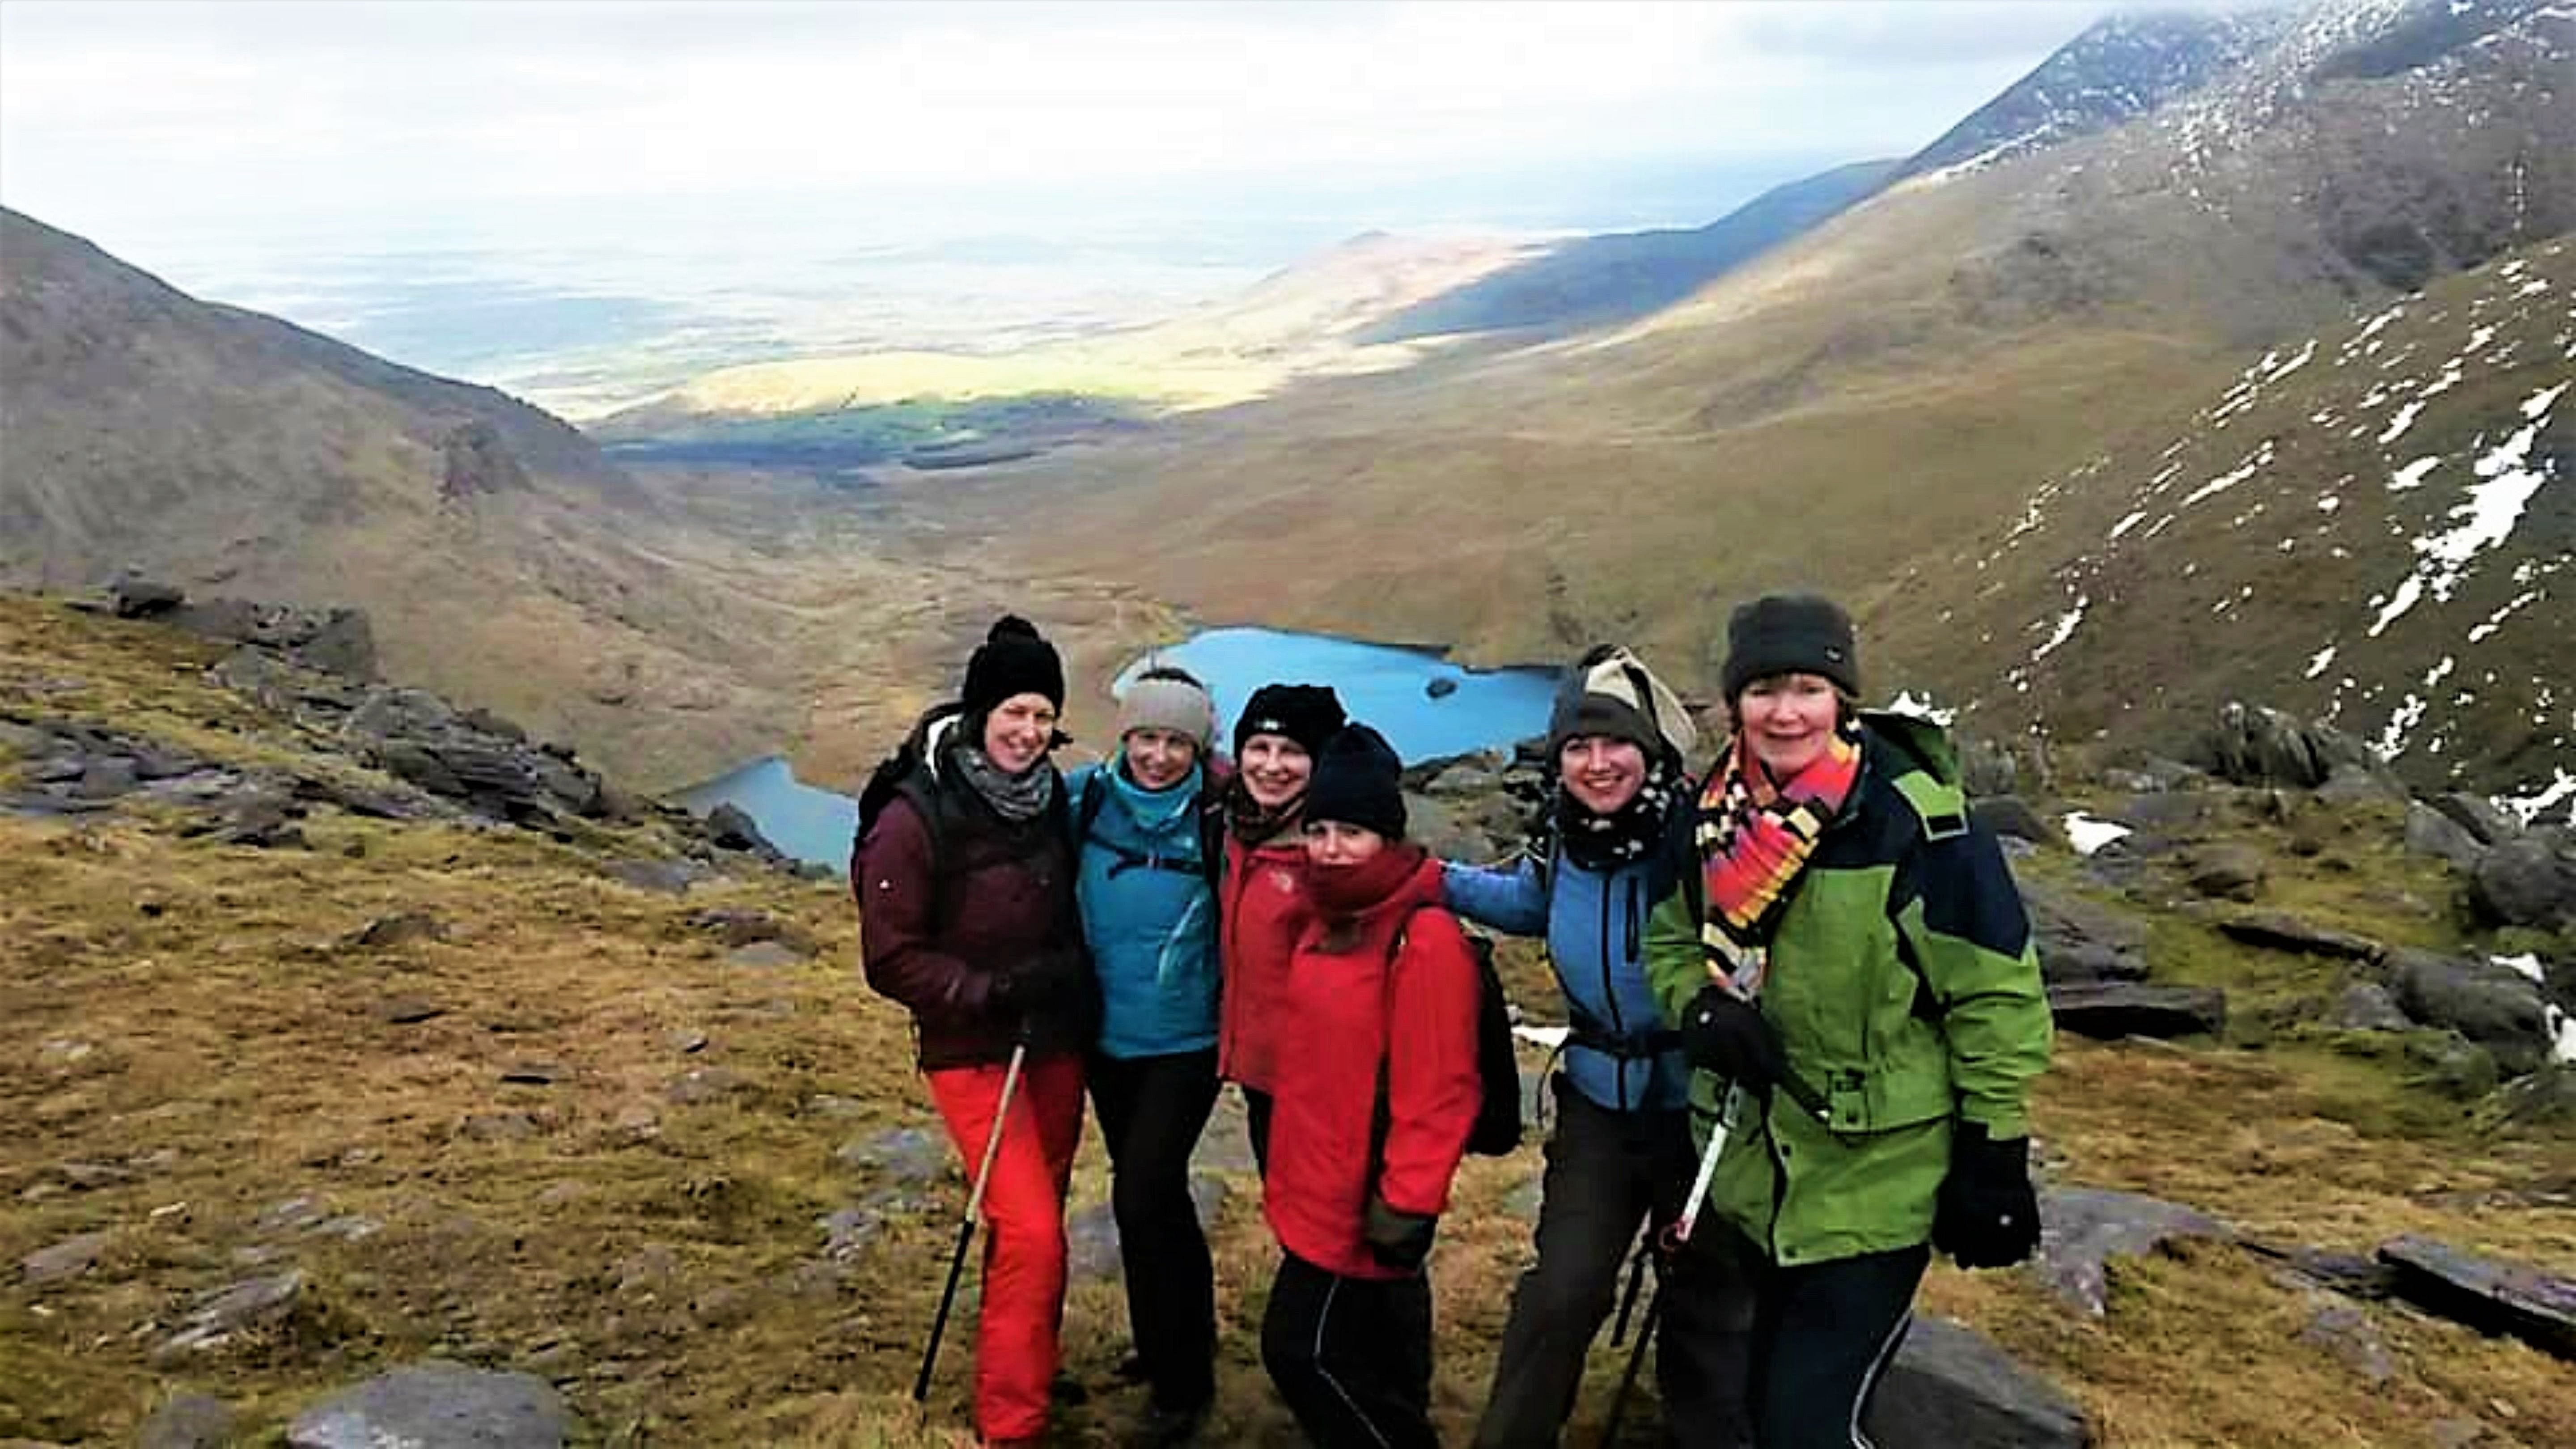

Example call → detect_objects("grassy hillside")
5 595 2573 1446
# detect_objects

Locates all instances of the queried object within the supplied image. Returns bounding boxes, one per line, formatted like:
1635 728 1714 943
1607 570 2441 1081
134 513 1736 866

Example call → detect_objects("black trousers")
1476 1077 1754 1449
1089 1048 1223 1412
1243 1084 1275 1176
1725 1230 1928 1449
1261 1252 1436 1449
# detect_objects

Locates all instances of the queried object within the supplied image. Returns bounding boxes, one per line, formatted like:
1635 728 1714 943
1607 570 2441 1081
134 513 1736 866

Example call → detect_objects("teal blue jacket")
1066 762 1221 1059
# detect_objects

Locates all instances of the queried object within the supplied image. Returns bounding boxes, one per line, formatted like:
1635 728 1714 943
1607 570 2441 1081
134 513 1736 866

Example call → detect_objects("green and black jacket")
1644 712 2051 1269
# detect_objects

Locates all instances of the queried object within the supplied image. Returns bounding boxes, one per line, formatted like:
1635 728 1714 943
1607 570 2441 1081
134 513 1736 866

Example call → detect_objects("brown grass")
4 597 2571 1446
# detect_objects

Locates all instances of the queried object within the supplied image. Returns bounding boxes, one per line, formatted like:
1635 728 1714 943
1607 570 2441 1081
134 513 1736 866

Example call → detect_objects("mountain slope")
962 0 2572 800
0 208 803 785
1358 160 1899 344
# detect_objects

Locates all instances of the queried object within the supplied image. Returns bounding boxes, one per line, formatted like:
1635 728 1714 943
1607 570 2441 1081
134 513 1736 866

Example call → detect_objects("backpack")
1376 908 1523 1161
851 704 1074 925
1071 768 1227 900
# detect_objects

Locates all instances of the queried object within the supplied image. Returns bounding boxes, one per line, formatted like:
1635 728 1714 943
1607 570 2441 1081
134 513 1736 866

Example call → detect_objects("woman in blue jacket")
1065 665 1226 1447
1445 647 1753 1449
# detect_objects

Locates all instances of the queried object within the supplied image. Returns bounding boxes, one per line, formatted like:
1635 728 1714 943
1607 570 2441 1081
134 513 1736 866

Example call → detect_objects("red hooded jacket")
1216 831 1310 1093
1263 848 1483 1280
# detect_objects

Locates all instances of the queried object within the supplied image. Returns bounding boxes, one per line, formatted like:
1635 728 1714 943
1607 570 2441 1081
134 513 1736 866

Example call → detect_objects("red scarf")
1305 843 1427 924
1695 721 1863 990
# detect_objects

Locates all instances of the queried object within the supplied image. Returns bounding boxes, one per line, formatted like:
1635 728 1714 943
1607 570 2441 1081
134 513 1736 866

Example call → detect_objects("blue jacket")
1067 761 1221 1059
1444 847 1691 1113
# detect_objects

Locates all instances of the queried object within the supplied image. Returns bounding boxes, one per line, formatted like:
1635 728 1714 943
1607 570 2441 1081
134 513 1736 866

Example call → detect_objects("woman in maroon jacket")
855 616 1095 1449
1261 724 1484 1449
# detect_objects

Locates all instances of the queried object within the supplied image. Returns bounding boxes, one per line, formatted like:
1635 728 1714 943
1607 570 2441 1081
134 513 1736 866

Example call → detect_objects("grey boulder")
288 1362 568 1449
1862 1316 2091 1448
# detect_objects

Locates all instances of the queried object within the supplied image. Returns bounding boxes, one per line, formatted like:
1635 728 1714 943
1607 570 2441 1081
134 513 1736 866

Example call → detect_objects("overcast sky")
0 0 2189 260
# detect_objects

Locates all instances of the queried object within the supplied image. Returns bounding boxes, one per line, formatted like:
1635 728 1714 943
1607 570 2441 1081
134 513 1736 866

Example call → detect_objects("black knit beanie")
1303 724 1406 839
961 615 1065 718
1233 682 1347 758
1721 593 1860 701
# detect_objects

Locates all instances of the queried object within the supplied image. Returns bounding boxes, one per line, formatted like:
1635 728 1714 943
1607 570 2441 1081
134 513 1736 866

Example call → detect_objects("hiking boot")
1125 1398 1209 1449
1048 1371 1089 1407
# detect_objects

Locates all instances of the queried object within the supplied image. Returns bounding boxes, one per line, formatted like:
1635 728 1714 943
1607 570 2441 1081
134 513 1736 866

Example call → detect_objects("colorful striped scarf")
1695 718 1864 991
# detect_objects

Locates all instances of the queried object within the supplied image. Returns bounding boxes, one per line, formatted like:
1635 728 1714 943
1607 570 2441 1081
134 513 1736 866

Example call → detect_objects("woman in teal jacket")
1644 595 2051 1449
1064 665 1226 1446
1442 646 1751 1448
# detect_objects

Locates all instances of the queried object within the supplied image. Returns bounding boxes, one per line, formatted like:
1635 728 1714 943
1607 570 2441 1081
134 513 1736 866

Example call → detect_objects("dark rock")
2216 910 2386 962
2021 884 2149 985
2377 1235 2576 1360
461 707 528 743
157 1271 305 1358
2295 1299 2396 1384
2034 1186 2231 1318
297 610 377 681
2495 1066 2576 1127
605 859 703 895
2405 802 2490 873
1970 795 2057 846
2408 1033 2500 1099
500 1062 568 1086
2269 1245 2398 1298
1067 1174 1230 1281
1398 748 1507 792
837 1126 952 1186
724 942 804 969
378 741 466 798
73 757 140 800
691 908 815 954
2323 983 2413 1033
461 1112 542 1143
705 803 781 857
2470 832 2576 931
2109 791 2211 833
2184 843 2267 902
1955 737 2020 800
212 796 308 850
112 579 187 618
374 998 445 1025
1862 1316 2089 1449
170 597 263 645
2047 982 2225 1040
138 1392 235 1449
345 688 458 743
21 1229 112 1285
346 911 445 949
2199 702 2329 788
2385 950 2550 1076
2433 792 2521 847
2315 765 2407 808
1424 677 1459 699
287 1361 568 1449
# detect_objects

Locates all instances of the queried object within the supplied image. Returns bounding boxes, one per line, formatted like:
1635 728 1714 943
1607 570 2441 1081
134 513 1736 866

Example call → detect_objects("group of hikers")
850 594 2055 1449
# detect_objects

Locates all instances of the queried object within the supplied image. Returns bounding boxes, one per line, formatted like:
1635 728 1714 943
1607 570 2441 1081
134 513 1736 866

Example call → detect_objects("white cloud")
1 0 2119 249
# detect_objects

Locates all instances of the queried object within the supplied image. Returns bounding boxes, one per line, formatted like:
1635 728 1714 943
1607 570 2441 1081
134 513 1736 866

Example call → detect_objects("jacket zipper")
1598 867 1631 1112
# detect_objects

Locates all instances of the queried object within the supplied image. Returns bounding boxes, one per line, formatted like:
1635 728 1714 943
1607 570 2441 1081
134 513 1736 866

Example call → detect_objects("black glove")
1363 1197 1438 1272
1678 986 1785 1088
990 950 1088 1022
1932 1121 2041 1269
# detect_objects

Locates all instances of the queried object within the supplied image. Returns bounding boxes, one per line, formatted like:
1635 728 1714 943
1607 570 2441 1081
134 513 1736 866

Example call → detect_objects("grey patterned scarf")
952 739 1055 822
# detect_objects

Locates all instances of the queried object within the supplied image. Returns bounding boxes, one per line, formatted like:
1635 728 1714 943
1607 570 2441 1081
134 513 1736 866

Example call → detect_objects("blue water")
1114 627 1559 766
673 627 1560 870
672 756 859 874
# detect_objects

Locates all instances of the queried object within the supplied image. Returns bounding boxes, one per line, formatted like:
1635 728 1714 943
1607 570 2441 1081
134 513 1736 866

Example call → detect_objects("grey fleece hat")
1117 672 1216 749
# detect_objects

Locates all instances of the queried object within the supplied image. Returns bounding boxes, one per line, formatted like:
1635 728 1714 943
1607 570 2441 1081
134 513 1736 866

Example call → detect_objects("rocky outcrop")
1865 1316 2092 1448
2022 883 2151 985
287 1361 568 1449
2377 1236 2576 1361
2469 829 2576 931
2035 1187 2232 1318
2382 950 2553 1076
2047 981 2227 1040
2194 702 2381 790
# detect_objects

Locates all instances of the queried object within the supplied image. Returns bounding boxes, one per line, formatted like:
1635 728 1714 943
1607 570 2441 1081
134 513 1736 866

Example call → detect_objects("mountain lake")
675 627 1561 870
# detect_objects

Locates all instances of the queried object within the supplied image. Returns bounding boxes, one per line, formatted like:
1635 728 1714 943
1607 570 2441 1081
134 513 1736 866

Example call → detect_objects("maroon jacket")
853 758 1090 1070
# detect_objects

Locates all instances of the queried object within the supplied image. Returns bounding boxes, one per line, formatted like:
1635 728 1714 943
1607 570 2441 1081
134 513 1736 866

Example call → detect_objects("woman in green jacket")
1644 593 2051 1449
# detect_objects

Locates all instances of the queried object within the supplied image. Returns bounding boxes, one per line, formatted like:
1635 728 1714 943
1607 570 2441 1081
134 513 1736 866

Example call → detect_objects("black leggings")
1261 1251 1437 1449
1089 1048 1222 1412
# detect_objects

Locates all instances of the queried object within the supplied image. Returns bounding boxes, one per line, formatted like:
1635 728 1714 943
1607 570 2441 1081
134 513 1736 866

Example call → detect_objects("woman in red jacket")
1215 682 1346 1172
855 616 1094 1449
1261 724 1484 1449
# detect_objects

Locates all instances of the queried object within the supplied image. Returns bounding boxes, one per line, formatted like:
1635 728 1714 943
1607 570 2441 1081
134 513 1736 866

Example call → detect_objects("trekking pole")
1601 1232 1663 1443
914 1042 1028 1404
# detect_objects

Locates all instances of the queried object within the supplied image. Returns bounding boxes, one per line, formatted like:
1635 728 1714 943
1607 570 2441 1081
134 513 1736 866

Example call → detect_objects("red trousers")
927 1051 1085 1442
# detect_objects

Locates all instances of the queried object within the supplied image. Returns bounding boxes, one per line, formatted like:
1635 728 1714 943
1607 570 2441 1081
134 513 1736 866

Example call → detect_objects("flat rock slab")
1862 1316 2090 1449
2377 1235 2576 1361
2046 982 2226 1041
137 1393 234 1449
20 1230 112 1285
288 1362 568 1449
2035 1187 2231 1318
2218 910 2386 962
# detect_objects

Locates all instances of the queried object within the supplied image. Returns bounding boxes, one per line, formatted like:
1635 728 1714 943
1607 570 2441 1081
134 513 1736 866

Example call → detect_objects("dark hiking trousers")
1243 1084 1275 1176
1090 1048 1223 1414
1738 1235 1929 1449
1262 1251 1437 1449
1474 1076 1754 1449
